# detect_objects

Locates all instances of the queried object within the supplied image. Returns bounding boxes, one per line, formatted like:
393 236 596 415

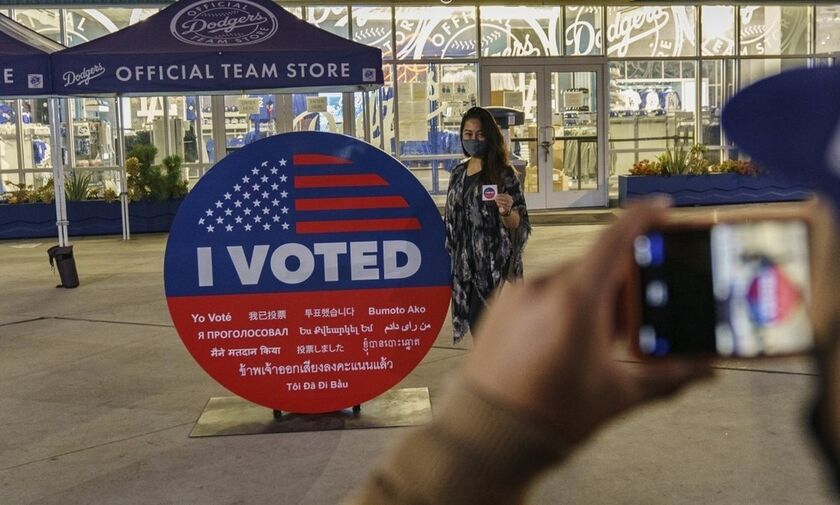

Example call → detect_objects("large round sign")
164 132 451 413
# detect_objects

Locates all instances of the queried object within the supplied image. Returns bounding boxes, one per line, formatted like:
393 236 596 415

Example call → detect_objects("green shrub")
65 171 93 201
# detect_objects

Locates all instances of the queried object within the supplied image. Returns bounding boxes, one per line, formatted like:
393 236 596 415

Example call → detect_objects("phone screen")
633 220 812 357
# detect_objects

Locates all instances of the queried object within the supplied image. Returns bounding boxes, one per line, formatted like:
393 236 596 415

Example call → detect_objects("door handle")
540 127 556 163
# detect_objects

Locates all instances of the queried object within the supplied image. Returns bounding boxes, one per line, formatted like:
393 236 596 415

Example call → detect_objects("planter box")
618 174 813 207
0 199 183 240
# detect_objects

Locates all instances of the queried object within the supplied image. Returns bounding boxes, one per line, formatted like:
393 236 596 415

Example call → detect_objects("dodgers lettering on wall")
164 132 450 414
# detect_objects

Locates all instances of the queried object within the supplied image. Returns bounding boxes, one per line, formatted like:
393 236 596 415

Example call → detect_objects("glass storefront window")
480 6 561 57
355 65 395 155
307 6 349 39
739 58 810 87
701 59 736 163
13 9 61 43
353 7 393 60
606 6 696 58
816 6 840 54
20 98 53 173
395 7 477 60
70 97 118 169
608 61 697 178
291 92 343 134
702 6 735 56
63 8 156 45
0 100 21 194
564 6 603 56
396 63 476 193
739 6 810 56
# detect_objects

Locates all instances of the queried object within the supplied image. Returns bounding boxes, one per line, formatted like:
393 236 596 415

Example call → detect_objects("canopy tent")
51 0 384 95
0 14 71 247
0 14 61 96
48 0 383 239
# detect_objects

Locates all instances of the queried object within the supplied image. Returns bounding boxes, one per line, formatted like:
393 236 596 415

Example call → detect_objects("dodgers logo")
63 64 106 87
164 132 451 413
27 74 44 89
170 0 278 47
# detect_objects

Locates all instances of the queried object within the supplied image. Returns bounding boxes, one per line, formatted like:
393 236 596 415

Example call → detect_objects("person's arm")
344 381 571 505
346 199 711 504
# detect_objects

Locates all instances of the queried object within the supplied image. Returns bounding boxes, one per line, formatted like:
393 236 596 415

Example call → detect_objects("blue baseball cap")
722 66 840 205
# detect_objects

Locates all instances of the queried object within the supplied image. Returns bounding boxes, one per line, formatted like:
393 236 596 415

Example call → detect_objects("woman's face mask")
463 139 489 157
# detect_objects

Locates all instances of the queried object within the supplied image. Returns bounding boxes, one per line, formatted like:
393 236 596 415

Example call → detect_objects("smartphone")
627 211 814 358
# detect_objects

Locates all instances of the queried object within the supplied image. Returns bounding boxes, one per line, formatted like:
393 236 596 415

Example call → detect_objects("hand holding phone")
627 207 814 358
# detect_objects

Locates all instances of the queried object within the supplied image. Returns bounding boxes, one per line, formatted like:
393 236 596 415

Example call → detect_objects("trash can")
47 245 79 289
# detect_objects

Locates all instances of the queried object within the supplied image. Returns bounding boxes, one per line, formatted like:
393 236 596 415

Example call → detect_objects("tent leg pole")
362 92 371 144
49 98 68 247
116 96 130 240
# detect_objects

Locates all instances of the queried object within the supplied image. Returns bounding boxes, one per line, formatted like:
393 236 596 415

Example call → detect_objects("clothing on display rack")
562 127 598 181
32 138 48 166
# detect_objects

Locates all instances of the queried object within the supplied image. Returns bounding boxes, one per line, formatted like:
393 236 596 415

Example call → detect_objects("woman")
445 106 530 343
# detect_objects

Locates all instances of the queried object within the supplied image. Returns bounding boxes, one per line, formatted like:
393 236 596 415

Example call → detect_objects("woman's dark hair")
459 106 512 185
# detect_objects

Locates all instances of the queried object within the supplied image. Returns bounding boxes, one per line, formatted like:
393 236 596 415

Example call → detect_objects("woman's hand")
495 193 514 216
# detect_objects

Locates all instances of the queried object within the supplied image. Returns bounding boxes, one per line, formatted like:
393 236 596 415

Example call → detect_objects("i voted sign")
164 132 451 413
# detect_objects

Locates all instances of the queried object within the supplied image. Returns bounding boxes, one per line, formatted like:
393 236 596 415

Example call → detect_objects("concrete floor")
0 214 837 504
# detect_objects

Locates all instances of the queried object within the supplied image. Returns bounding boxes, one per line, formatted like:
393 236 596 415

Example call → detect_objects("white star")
242 175 250 183
205 209 213 216
280 191 288 198
279 158 287 166
252 167 260 175
282 222 290 230
253 200 261 207
225 224 233 232
271 183 279 190
244 224 252 231
198 218 205 225
261 161 269 167
233 184 241 192
281 206 289 214
261 191 269 199
216 217 224 224
243 208 252 216
243 192 251 199
270 167 278 175
263 223 271 230
272 215 280 222
262 207 270 215
224 209 233 216
261 175 269 183
252 183 260 191
234 200 242 208
215 200 223 208
254 216 262 223
235 216 243 224
207 225 215 232
224 192 232 200
279 174 288 183
272 199 280 207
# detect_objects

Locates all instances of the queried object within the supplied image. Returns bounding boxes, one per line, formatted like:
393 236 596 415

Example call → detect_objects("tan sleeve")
344 380 571 505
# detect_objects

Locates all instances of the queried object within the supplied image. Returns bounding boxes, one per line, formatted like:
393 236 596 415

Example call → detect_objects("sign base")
189 387 432 437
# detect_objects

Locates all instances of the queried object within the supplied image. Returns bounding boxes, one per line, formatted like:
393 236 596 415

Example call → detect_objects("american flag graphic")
196 153 421 235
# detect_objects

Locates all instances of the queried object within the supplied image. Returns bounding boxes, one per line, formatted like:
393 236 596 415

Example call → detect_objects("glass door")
481 63 607 209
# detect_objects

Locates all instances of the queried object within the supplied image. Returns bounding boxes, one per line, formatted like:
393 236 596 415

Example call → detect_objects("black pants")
467 288 486 334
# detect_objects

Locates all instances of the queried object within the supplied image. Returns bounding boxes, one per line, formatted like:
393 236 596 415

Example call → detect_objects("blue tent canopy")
51 0 384 96
0 14 63 97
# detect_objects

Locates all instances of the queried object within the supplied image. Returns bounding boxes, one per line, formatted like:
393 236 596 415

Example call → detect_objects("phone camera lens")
646 280 668 307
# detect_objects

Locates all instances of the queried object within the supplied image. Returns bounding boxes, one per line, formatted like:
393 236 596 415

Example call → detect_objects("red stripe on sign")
294 174 388 188
293 154 352 165
296 196 409 211
297 218 421 234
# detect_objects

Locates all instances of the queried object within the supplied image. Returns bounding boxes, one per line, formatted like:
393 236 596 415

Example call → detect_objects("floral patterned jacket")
444 161 530 342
